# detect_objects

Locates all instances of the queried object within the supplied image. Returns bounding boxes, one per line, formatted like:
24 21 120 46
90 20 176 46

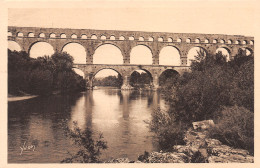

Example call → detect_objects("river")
8 88 168 163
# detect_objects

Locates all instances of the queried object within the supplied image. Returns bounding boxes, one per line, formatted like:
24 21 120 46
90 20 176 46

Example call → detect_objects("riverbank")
8 94 38 102
106 120 254 163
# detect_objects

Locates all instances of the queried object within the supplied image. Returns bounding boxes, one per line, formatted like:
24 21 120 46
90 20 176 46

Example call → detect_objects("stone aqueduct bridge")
8 26 254 89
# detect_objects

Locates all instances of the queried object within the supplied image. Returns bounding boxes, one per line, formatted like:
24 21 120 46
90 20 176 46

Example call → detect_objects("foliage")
61 121 108 163
162 50 254 122
8 50 86 95
152 49 254 153
149 108 187 151
207 106 254 155
129 71 151 88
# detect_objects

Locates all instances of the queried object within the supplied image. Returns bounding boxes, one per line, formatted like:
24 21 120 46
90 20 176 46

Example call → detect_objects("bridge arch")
28 32 34 37
239 47 254 56
62 42 87 64
187 46 207 66
130 44 153 65
72 67 85 78
92 68 123 87
28 41 55 58
158 69 180 86
93 67 123 78
93 43 124 64
159 46 181 66
8 40 21 51
129 68 153 87
216 47 231 61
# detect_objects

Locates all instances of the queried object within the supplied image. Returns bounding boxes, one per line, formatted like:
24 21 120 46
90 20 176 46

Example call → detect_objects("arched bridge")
8 26 254 89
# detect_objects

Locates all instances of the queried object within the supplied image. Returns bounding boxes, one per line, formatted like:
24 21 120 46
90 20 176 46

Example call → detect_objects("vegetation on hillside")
8 50 86 95
152 49 254 154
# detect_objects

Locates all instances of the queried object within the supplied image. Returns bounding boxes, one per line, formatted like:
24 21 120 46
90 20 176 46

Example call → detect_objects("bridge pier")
85 73 94 89
121 75 133 90
152 75 160 90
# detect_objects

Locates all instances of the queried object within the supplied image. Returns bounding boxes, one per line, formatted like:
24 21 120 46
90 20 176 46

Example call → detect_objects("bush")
149 108 187 151
208 105 254 155
61 121 108 163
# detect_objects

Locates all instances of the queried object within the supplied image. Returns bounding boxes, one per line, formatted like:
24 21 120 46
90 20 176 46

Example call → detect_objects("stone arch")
81 34 87 39
28 41 55 58
129 36 135 41
110 35 116 40
235 40 240 44
158 69 180 86
93 67 123 78
187 46 207 66
50 33 56 38
92 68 123 87
220 39 225 44
242 40 247 45
158 37 164 42
28 32 34 37
17 32 23 37
119 36 125 40
204 39 209 43
159 46 181 66
195 38 200 43
177 38 182 43
8 40 21 51
213 39 218 43
186 38 191 43
148 37 154 42
91 34 98 39
129 68 153 87
228 40 232 44
250 40 254 45
216 47 231 61
71 34 77 39
93 43 124 64
139 36 145 41
8 31 12 36
72 67 85 78
101 35 107 40
240 47 254 56
130 44 153 65
61 42 87 64
168 38 173 42
60 33 66 38
39 33 45 38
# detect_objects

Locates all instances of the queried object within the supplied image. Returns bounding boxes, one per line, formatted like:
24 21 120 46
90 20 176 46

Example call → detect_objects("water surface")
8 88 167 163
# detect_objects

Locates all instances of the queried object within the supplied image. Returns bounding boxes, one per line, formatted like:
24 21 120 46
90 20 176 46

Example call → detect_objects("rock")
173 145 199 157
208 154 254 163
106 158 131 163
141 151 189 163
205 138 222 147
192 120 214 130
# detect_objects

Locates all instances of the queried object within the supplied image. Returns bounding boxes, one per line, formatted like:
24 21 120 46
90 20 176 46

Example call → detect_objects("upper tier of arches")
8 26 254 45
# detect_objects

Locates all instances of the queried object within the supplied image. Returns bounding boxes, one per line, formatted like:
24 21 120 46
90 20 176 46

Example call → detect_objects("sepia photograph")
1 0 259 167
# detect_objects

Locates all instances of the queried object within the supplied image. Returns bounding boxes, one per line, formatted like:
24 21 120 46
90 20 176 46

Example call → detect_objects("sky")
7 3 255 77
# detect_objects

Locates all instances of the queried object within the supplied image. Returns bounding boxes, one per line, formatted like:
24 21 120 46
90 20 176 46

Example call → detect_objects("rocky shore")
106 120 254 163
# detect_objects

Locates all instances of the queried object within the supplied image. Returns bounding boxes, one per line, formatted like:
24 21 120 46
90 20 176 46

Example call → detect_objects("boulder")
192 120 214 130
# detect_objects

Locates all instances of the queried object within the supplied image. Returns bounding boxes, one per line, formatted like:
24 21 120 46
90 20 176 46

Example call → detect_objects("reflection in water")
8 89 166 163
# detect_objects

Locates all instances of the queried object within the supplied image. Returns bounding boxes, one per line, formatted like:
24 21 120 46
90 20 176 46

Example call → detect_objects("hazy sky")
8 5 254 36
7 4 255 77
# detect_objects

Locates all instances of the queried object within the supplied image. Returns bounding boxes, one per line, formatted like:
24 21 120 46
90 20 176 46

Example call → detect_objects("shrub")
61 121 108 163
149 108 187 151
208 105 254 155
